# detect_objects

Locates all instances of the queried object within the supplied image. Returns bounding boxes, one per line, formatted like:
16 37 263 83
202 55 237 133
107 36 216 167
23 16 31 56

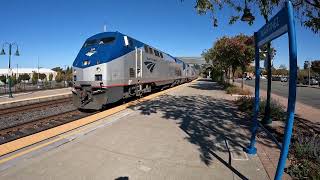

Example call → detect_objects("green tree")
311 60 320 74
0 75 6 84
49 73 53 81
202 34 255 87
39 73 46 80
32 72 46 84
11 74 18 85
32 72 38 85
65 66 73 82
55 71 64 83
193 0 320 33
18 73 30 82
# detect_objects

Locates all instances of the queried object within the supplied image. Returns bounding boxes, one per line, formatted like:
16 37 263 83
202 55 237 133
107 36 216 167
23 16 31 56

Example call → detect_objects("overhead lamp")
14 47 20 56
241 0 255 22
0 48 5 55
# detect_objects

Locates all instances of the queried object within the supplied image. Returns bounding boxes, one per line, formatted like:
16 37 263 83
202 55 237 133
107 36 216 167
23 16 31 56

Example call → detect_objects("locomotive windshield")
83 37 116 47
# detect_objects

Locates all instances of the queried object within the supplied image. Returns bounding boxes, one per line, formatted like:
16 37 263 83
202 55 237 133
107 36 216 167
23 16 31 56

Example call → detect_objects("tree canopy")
311 60 320 73
202 34 255 84
193 0 320 33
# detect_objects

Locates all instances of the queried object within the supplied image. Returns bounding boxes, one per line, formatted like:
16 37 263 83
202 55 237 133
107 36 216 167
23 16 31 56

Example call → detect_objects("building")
0 68 57 81
177 57 207 66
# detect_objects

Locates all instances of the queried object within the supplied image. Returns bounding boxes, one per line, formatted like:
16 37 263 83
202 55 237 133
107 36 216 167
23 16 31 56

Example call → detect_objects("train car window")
160 52 163 58
95 74 102 81
149 47 153 55
144 45 149 53
99 37 115 45
83 39 98 47
154 50 159 57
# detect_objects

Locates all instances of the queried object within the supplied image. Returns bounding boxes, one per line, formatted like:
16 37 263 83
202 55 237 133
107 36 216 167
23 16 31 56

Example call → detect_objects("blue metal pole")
262 42 272 124
244 32 260 155
274 1 297 179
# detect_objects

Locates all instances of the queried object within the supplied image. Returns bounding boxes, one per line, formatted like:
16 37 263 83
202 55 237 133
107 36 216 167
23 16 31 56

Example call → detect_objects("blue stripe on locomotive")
73 32 144 68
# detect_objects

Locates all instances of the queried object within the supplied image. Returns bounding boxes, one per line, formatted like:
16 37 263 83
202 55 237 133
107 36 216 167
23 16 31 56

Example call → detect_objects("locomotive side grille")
129 68 135 78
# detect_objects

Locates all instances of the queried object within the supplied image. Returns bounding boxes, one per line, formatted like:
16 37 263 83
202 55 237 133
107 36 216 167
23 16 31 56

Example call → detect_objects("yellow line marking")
0 83 187 164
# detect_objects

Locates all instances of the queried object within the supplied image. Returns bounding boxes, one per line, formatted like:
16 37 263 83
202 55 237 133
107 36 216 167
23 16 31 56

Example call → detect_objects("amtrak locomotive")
72 31 197 110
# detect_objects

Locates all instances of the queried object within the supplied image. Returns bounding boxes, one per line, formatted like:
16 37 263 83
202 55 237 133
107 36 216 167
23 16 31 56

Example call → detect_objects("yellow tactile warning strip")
0 92 71 105
0 83 188 162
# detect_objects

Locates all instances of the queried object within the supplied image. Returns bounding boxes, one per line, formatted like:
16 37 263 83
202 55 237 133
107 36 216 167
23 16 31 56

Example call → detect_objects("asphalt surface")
241 79 320 109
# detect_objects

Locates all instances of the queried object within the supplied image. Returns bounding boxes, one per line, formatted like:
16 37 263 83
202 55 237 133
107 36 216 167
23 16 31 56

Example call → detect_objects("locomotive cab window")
83 39 98 47
160 52 163 58
99 37 115 45
95 74 102 81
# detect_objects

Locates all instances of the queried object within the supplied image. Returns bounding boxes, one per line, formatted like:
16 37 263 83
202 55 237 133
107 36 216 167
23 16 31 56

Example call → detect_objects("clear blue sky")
0 0 319 69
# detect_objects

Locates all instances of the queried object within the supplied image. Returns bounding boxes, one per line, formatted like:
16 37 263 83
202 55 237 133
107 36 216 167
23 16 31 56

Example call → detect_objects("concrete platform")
0 80 269 180
0 88 72 109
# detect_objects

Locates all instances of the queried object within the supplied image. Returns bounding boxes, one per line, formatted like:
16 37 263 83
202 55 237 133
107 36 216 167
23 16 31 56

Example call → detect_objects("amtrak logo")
86 48 96 57
144 61 156 73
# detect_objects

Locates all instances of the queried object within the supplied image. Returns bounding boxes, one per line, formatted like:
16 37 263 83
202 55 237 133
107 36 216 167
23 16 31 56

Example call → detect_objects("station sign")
256 7 288 47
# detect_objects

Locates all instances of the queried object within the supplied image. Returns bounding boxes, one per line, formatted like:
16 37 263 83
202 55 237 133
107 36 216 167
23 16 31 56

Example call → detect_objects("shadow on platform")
133 82 256 179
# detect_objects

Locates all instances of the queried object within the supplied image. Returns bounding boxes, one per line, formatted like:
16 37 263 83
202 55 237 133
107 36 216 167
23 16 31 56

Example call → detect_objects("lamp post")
241 0 273 125
0 43 20 98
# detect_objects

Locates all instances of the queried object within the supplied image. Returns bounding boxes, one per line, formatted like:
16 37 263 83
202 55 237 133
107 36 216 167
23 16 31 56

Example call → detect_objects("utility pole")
38 57 40 88
16 64 19 80
308 60 311 86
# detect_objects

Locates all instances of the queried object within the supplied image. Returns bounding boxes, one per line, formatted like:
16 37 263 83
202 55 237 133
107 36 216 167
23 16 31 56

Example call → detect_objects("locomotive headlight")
96 67 101 72
73 69 77 74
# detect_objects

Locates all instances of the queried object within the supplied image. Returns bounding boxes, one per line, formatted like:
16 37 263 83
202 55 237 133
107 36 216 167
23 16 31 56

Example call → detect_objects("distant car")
303 78 319 85
272 76 281 81
280 77 288 82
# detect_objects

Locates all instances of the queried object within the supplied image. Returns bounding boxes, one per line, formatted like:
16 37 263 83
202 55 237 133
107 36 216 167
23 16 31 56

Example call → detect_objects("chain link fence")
0 81 73 95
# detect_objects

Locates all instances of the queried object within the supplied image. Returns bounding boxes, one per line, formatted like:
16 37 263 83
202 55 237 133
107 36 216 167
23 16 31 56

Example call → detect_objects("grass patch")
222 83 251 95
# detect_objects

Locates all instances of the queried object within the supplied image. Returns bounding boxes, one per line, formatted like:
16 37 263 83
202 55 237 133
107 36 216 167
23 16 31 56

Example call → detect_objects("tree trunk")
241 75 244 89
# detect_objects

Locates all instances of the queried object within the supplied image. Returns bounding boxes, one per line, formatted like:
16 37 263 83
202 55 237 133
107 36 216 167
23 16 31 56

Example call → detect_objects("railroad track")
0 109 93 144
0 86 176 145
0 98 72 116
0 97 96 144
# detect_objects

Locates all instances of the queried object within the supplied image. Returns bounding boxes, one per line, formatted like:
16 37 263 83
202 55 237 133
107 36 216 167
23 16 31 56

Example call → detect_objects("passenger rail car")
72 31 197 110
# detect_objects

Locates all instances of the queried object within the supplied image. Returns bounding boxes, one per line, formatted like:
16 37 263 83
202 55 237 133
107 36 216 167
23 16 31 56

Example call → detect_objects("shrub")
0 75 7 84
286 131 320 179
49 73 53 81
226 86 251 95
235 96 286 121
18 73 30 82
55 72 64 83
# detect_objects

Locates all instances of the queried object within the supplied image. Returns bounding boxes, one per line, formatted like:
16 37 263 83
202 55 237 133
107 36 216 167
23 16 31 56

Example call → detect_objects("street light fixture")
0 42 20 98
241 0 255 22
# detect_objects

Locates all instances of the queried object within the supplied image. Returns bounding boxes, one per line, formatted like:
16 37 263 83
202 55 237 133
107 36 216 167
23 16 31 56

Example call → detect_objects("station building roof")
177 57 207 65
0 68 56 75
